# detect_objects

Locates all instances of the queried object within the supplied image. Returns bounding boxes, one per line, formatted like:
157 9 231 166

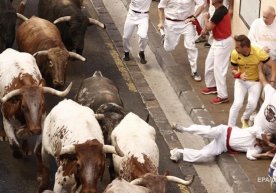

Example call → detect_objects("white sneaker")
170 148 182 162
171 123 184 133
192 72 202 82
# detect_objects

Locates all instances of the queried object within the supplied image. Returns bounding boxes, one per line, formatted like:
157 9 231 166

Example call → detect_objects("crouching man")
170 123 275 163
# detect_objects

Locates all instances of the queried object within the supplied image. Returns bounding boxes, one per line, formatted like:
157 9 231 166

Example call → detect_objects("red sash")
226 127 239 154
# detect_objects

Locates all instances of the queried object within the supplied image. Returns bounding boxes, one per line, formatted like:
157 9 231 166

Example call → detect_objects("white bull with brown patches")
110 112 193 193
0 48 72 159
39 99 124 193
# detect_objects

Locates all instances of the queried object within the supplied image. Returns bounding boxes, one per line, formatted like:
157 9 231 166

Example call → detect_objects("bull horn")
130 178 143 185
103 144 124 157
16 13 28 21
69 52 86 61
0 89 22 104
33 50 49 57
59 145 76 155
94 113 104 120
54 16 71 24
166 175 194 185
42 82 72 97
88 18 105 29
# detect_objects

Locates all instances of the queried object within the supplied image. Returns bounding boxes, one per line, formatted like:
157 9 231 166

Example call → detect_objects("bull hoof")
12 149 23 159
37 176 42 183
0 136 8 141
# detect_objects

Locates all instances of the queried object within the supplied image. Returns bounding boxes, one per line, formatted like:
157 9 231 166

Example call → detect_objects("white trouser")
163 20 198 73
178 124 227 162
123 10 149 52
228 79 262 126
204 36 233 98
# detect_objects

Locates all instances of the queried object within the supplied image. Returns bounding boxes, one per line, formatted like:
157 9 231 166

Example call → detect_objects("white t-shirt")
158 0 204 20
248 18 276 60
129 0 152 13
254 84 276 134
230 126 262 151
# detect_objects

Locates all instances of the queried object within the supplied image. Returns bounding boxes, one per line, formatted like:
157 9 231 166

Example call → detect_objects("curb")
90 0 256 192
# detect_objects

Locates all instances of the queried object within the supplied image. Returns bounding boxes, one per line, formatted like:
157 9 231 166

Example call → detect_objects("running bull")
39 99 124 193
16 16 85 87
38 0 105 55
75 71 125 180
0 48 72 159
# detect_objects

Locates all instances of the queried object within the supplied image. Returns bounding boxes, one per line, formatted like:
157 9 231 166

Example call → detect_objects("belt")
165 17 184 22
132 9 149 14
226 127 239 154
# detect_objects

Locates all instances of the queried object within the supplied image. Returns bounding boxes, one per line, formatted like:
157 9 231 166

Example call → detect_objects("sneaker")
241 118 249 128
170 148 182 162
211 97 229 104
123 52 130 61
192 72 202 82
204 42 211 48
171 123 184 133
195 36 207 43
201 87 217 95
138 51 147 64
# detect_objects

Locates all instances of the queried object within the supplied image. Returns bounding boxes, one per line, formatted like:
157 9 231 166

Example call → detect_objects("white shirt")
158 0 204 20
254 84 276 134
129 0 152 13
248 18 276 60
230 126 262 151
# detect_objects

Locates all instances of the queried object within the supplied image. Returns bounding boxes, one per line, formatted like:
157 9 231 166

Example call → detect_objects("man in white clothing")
122 0 152 64
253 63 276 138
157 0 205 82
248 6 276 84
169 123 274 163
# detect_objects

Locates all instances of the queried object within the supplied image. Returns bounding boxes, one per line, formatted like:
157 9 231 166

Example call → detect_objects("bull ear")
16 13 28 21
88 18 105 29
63 160 78 176
68 52 86 61
54 16 71 24
42 82 72 97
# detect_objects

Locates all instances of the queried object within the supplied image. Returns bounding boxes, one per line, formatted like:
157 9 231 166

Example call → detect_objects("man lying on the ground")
169 123 275 163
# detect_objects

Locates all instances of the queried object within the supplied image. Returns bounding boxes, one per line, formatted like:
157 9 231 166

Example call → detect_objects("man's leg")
137 15 149 64
171 139 226 163
243 81 262 122
172 123 225 139
212 37 233 102
183 24 201 81
228 79 247 126
122 15 136 60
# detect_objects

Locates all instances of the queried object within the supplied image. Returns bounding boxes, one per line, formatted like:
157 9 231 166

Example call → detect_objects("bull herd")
0 0 193 193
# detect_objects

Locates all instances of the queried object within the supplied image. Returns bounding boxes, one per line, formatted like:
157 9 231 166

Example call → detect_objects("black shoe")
138 51 147 64
204 42 211 48
123 52 130 61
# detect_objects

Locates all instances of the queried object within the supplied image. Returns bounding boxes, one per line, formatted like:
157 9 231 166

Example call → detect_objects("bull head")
53 15 105 55
57 139 123 193
0 82 72 135
33 49 85 87
53 16 105 29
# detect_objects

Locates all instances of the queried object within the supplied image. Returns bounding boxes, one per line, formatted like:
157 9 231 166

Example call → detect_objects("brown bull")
16 16 85 87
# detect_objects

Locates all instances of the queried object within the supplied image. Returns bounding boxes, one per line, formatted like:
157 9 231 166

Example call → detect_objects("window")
239 0 261 28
